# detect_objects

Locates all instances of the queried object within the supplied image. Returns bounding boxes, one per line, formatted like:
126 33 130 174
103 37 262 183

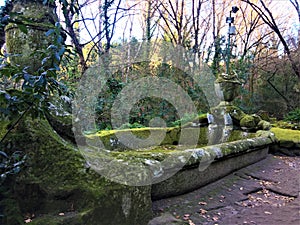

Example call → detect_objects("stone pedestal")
208 73 242 127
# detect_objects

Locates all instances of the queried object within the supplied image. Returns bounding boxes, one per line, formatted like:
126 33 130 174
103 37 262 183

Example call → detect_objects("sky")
0 0 298 44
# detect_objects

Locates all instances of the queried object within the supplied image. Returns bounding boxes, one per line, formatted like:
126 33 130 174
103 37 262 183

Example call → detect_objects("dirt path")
152 155 300 225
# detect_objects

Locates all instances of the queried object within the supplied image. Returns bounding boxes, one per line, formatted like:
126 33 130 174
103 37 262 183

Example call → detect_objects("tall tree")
191 0 210 61
157 0 189 46
289 0 300 48
242 0 300 78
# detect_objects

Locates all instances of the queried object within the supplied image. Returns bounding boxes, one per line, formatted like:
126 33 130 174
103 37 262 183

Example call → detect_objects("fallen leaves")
183 214 190 220
212 215 219 221
24 219 32 223
238 187 295 208
188 219 196 225
24 213 35 223
198 201 207 205
199 208 208 215
259 180 274 186
182 214 196 225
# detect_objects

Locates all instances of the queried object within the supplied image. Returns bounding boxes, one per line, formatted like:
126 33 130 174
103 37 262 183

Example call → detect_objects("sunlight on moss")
271 127 300 143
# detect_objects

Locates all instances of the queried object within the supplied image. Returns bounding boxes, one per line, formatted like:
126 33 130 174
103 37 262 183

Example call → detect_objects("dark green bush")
171 113 198 127
119 122 146 129
95 62 209 130
284 108 300 123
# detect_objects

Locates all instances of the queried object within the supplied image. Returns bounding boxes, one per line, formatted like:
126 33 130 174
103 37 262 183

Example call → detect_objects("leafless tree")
289 0 300 47
242 0 300 78
191 0 210 61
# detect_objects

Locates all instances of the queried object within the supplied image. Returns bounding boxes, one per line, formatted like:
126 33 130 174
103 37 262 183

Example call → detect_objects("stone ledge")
151 132 275 199
152 147 269 200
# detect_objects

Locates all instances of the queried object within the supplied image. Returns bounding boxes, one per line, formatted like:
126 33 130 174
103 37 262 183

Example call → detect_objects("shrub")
171 113 198 127
119 122 146 129
284 108 300 123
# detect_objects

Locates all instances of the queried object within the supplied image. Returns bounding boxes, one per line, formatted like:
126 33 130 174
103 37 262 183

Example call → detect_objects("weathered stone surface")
148 213 183 225
258 120 271 130
0 117 152 225
279 140 295 148
240 115 256 129
257 110 270 121
214 73 242 102
5 1 58 73
152 155 300 225
87 127 258 151
152 147 269 199
278 148 297 156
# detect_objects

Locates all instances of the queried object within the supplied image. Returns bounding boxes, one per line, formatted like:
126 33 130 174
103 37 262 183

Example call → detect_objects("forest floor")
152 154 300 225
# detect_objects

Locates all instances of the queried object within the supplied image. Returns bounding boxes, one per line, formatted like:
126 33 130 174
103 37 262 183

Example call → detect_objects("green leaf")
57 35 63 44
53 63 60 71
55 22 61 28
0 151 8 158
47 44 57 50
42 56 50 65
1 174 7 181
45 29 54 37
58 47 65 56
35 75 46 87
54 52 60 61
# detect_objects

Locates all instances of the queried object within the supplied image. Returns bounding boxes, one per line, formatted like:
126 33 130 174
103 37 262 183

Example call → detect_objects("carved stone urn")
214 72 242 104
208 72 242 127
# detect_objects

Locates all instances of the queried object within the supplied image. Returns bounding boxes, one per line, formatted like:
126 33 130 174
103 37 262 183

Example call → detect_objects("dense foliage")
95 62 209 130
0 2 66 183
284 108 300 123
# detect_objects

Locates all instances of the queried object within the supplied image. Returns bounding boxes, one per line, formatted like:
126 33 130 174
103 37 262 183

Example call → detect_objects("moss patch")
240 115 256 129
0 119 10 140
87 127 257 152
0 117 152 225
271 127 300 143
5 1 58 73
273 121 300 130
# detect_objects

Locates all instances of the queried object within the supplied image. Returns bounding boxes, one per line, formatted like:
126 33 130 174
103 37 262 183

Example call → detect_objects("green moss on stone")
225 105 247 122
240 115 256 129
271 127 300 144
0 119 10 140
5 1 58 73
88 127 181 150
227 130 256 142
0 195 23 225
87 126 260 152
274 121 300 130
0 117 152 225
258 120 271 130
110 148 178 162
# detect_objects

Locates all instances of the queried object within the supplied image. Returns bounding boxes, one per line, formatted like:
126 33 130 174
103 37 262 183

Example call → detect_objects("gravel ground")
152 154 300 225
